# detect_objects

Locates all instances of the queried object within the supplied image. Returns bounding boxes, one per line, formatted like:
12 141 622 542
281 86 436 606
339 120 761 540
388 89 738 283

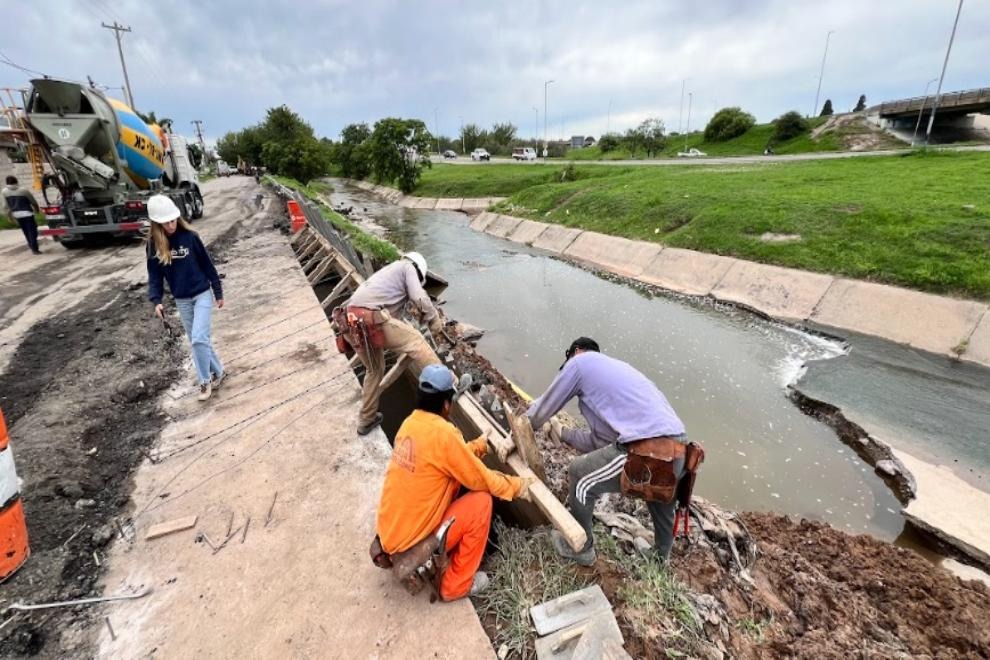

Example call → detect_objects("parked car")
512 147 537 161
216 160 233 176
676 148 707 158
443 150 457 159
471 148 491 161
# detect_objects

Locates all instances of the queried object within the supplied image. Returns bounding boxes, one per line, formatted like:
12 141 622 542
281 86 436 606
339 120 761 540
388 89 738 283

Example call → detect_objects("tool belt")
368 517 455 603
331 306 389 353
620 437 705 505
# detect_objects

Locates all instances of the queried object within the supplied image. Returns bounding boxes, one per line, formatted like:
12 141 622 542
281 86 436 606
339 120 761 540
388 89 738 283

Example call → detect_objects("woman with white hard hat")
146 194 226 401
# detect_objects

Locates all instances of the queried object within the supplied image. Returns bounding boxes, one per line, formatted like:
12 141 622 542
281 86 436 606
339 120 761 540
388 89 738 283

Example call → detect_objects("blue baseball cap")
419 364 456 393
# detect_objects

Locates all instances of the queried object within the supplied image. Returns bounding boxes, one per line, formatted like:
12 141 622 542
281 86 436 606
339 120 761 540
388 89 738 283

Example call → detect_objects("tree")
336 123 372 179
460 123 483 152
598 133 621 153
490 122 517 147
772 111 809 142
628 117 667 157
853 95 867 112
369 117 432 193
819 99 834 116
704 107 756 142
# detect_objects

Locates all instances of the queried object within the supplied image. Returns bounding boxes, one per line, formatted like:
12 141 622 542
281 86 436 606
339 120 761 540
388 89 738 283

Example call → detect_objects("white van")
512 147 537 161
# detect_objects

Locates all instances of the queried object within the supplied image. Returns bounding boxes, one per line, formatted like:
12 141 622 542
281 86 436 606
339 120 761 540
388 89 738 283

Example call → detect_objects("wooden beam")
289 225 311 247
308 257 336 285
145 515 198 540
320 271 355 309
376 354 410 395
303 252 329 275
505 402 547 482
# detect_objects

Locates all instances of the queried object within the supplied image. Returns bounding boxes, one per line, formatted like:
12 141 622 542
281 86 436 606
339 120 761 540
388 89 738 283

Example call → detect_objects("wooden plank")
145 515 198 541
377 354 410 394
320 271 356 309
304 252 329 275
289 225 311 247
505 402 547 482
307 256 335 284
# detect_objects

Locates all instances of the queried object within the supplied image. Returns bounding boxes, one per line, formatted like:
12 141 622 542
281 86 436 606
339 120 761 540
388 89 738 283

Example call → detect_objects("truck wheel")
59 238 84 250
191 192 204 220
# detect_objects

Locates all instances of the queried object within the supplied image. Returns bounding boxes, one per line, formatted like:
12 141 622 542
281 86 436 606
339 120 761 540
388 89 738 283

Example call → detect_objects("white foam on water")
773 325 847 388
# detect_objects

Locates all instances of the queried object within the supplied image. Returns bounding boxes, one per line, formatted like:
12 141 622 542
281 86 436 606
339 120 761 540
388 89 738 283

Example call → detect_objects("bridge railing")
872 87 990 116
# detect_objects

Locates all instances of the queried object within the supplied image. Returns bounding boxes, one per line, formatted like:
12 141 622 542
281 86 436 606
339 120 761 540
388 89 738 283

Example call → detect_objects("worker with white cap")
342 252 443 435
146 194 226 402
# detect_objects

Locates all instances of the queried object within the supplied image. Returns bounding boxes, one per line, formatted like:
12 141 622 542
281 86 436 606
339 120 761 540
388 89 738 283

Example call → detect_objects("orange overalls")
377 409 522 600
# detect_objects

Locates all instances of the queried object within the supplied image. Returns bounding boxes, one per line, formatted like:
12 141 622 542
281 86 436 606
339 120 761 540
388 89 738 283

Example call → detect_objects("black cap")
561 337 600 369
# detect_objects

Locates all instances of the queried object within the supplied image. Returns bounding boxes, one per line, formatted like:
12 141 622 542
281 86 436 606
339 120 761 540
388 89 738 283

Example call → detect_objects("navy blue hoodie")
147 229 222 304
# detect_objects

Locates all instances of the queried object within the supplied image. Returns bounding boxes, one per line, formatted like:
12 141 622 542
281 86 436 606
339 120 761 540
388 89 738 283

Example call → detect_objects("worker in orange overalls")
376 365 535 600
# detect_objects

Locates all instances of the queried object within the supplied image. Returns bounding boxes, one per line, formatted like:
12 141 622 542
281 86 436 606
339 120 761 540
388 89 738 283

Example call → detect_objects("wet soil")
0 225 243 659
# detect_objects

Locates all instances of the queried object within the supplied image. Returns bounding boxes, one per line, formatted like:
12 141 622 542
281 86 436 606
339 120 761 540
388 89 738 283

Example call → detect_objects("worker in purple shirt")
527 337 687 565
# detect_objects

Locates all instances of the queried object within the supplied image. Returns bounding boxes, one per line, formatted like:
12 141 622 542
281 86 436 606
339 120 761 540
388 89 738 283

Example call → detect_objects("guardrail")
870 87 990 116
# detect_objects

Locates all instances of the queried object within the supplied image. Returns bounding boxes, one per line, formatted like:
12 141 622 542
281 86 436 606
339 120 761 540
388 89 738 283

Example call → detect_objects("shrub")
703 107 756 142
772 111 809 142
820 99 834 116
598 133 622 153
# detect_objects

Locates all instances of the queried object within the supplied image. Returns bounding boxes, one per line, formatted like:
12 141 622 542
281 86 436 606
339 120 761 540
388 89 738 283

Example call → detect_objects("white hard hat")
148 194 181 224
404 252 427 283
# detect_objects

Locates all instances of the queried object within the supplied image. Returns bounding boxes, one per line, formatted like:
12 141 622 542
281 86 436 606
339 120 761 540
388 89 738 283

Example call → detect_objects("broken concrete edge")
337 178 503 214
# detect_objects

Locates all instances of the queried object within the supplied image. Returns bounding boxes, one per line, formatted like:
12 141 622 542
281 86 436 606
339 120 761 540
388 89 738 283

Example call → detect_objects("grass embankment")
0 213 42 230
415 163 629 198
417 152 990 299
271 175 400 264
567 118 843 160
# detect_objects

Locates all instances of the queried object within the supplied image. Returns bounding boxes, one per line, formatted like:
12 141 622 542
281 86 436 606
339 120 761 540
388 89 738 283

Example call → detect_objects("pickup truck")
471 148 490 161
512 147 537 161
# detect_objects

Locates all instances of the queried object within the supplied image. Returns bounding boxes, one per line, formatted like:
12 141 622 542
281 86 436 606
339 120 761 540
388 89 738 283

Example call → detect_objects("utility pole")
812 30 835 118
925 0 965 146
912 78 939 146
459 115 465 154
101 22 135 109
544 80 554 162
532 106 539 151
191 120 207 165
434 108 440 155
684 93 693 153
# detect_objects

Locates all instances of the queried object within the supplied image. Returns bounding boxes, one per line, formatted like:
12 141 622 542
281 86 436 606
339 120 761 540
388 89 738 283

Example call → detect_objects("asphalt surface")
438 143 990 167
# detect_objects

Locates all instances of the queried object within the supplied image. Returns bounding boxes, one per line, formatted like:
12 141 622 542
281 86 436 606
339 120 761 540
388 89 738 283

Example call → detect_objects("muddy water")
327 181 910 539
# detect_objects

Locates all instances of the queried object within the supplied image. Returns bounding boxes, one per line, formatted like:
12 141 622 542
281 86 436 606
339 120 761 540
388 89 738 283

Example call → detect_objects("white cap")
148 194 181 224
404 251 427 284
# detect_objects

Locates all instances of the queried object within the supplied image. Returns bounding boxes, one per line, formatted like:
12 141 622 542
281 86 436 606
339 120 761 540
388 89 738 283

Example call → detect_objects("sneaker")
357 412 383 436
197 381 213 401
551 530 596 567
32 250 42 255
211 371 227 390
469 571 490 596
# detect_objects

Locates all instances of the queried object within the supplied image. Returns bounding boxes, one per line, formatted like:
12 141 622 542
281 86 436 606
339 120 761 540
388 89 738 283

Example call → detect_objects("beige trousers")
357 317 440 426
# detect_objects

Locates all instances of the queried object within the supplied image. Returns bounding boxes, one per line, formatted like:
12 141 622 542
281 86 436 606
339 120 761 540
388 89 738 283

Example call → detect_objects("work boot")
551 530 596 567
197 381 213 402
357 412 383 436
211 371 227 390
469 571 490 596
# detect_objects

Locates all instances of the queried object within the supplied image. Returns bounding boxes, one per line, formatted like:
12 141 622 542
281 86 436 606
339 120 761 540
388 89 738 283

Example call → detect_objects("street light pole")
544 80 554 162
925 0 965 146
459 115 465 155
912 78 939 146
684 92 693 153
434 108 440 155
678 79 687 134
812 30 835 118
532 106 539 151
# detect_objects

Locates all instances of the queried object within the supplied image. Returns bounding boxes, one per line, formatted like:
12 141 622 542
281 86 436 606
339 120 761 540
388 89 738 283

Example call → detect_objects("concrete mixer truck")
20 78 204 248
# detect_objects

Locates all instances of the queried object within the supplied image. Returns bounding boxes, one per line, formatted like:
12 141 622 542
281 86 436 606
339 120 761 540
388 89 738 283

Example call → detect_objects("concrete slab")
469 211 498 232
485 214 524 239
964 310 990 367
811 279 987 357
563 231 663 279
460 198 491 211
638 247 738 297
532 225 583 254
413 197 438 209
435 198 464 210
711 261 834 323
897 448 990 569
95 189 493 658
507 219 550 245
399 196 420 208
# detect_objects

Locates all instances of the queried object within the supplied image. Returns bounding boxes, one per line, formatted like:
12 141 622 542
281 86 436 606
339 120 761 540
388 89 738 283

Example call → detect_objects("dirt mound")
812 113 907 151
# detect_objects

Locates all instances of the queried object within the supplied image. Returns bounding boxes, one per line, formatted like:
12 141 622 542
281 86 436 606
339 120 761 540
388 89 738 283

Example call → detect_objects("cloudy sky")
3 1 987 144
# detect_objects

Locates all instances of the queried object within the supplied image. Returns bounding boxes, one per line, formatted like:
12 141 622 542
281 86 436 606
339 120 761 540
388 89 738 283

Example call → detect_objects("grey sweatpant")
567 442 685 560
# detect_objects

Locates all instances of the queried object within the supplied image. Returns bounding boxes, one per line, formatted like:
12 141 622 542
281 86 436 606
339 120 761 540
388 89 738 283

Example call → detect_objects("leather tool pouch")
620 438 686 504
330 306 350 354
676 442 706 508
344 306 387 351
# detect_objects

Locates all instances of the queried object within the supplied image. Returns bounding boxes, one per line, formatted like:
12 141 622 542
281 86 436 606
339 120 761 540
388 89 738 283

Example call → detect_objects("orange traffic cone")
0 407 30 582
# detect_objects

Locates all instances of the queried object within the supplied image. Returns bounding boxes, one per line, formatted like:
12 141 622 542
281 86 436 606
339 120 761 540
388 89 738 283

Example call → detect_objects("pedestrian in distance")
146 194 226 401
1 176 42 254
528 337 695 566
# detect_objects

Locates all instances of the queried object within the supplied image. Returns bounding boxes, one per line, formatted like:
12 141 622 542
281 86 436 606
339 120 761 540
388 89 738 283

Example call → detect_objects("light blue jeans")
175 289 223 385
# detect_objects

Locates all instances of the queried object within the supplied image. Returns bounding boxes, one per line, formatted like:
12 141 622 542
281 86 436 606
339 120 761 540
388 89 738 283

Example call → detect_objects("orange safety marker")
0 407 30 582
286 200 307 234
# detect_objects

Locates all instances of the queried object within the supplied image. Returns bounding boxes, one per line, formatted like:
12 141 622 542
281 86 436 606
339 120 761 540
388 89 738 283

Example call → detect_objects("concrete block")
638 247 737 297
413 197 438 209
531 585 611 636
435 198 463 210
469 211 498 232
508 220 550 245
964 311 990 367
485 214 524 238
810 279 987 357
534 610 623 660
398 196 419 208
563 231 663 279
532 225 583 253
460 198 490 211
711 261 833 323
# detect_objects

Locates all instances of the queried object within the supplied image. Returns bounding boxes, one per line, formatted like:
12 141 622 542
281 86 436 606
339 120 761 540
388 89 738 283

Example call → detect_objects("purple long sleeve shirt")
526 351 685 453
